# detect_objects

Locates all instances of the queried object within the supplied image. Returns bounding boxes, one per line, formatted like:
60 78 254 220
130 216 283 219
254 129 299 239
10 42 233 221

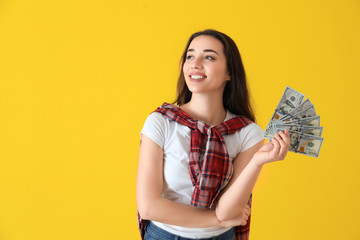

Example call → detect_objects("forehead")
188 35 224 52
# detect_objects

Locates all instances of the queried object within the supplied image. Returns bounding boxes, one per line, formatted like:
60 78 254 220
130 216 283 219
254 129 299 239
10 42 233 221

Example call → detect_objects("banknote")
270 86 305 122
281 105 317 122
265 124 323 138
288 131 324 157
282 115 320 127
279 99 313 120
265 86 324 157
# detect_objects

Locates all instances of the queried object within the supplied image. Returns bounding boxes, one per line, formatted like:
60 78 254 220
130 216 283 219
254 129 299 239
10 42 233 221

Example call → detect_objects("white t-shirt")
140 111 264 238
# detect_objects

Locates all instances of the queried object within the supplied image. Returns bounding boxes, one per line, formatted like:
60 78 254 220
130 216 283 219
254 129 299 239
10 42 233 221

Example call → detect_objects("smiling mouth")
189 75 206 80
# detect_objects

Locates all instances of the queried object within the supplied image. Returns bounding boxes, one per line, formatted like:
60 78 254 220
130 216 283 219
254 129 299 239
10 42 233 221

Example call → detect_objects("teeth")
191 75 205 79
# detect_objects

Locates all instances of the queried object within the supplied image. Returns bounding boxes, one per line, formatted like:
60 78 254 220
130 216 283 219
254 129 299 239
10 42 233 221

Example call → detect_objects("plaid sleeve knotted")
138 102 254 240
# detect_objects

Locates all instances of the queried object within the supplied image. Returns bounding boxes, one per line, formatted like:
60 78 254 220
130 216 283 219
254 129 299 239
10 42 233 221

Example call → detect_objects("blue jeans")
144 221 235 240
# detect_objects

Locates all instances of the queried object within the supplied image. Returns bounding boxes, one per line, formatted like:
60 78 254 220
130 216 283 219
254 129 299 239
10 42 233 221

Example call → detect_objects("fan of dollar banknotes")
264 86 324 157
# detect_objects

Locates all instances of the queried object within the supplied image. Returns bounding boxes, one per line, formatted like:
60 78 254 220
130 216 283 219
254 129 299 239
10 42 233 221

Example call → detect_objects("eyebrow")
187 48 219 55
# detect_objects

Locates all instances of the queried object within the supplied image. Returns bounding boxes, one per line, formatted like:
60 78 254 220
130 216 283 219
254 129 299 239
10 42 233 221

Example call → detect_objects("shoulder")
140 112 170 148
238 122 264 152
144 112 168 126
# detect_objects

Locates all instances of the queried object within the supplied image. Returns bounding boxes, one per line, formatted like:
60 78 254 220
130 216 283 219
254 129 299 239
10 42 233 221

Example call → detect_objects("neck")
180 92 227 126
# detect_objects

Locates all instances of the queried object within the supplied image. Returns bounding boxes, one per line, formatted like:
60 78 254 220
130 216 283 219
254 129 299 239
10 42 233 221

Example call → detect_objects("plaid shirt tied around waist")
138 102 253 240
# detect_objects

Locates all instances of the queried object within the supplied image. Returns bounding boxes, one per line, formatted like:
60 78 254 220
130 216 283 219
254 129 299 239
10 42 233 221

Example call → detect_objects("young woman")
136 29 290 240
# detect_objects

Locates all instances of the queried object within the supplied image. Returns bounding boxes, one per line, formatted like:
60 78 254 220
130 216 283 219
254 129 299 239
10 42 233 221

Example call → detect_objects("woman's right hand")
219 204 251 227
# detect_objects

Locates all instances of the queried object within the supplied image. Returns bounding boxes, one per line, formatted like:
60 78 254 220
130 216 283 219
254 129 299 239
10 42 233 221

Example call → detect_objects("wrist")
250 156 264 169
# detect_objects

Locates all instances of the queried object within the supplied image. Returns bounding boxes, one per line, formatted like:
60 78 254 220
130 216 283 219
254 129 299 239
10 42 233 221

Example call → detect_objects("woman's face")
183 35 230 95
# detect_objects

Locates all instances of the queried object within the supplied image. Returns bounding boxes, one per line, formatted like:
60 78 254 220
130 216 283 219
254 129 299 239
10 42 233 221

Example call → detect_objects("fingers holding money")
269 130 289 161
274 130 290 159
253 131 290 166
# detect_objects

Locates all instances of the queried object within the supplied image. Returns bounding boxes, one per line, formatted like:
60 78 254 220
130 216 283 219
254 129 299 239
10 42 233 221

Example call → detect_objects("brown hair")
174 29 255 122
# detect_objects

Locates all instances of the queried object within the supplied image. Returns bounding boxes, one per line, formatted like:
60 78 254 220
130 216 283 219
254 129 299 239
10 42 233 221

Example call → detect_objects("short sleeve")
140 112 166 149
239 123 264 152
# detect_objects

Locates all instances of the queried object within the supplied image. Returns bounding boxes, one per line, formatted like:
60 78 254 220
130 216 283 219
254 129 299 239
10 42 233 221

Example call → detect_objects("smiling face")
182 35 230 96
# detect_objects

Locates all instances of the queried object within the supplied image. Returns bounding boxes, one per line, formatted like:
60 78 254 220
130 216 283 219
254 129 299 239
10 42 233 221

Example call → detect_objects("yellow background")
0 0 359 239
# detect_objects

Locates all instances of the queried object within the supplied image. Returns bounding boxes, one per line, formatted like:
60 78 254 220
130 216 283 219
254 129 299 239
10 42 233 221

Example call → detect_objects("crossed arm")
136 130 290 228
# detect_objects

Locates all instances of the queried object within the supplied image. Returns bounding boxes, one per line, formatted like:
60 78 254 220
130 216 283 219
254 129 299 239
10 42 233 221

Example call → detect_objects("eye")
205 55 215 60
186 55 193 60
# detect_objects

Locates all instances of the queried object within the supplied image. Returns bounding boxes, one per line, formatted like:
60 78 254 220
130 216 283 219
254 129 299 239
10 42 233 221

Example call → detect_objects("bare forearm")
216 159 262 221
139 197 219 228
216 131 290 221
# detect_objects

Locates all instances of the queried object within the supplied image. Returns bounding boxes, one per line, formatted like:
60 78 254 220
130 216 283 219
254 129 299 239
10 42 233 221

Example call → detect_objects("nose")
191 58 203 69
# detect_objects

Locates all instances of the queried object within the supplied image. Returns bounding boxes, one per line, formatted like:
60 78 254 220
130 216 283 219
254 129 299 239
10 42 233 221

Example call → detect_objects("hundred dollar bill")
264 124 323 139
273 124 323 137
280 99 313 120
281 105 317 122
270 86 305 122
288 130 323 157
282 115 320 127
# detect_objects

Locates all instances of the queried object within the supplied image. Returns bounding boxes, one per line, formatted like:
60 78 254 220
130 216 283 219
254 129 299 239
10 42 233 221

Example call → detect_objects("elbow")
215 207 231 222
137 201 152 220
138 208 150 220
137 197 160 220
215 204 247 222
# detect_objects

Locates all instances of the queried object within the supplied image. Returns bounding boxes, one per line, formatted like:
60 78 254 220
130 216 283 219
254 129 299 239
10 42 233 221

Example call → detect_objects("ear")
226 72 231 81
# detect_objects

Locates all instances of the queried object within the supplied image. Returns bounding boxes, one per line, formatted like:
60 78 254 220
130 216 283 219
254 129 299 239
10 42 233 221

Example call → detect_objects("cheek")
182 63 189 72
213 67 228 79
212 62 227 73
182 64 190 77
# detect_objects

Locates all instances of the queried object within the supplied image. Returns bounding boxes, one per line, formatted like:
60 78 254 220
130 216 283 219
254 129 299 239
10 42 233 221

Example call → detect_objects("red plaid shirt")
138 103 253 240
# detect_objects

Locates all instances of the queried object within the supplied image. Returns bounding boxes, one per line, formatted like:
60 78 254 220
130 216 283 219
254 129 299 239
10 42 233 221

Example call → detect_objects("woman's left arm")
215 130 290 222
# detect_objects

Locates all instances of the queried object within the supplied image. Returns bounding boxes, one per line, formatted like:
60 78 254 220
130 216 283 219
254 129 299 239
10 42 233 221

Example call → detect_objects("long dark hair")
174 29 255 122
